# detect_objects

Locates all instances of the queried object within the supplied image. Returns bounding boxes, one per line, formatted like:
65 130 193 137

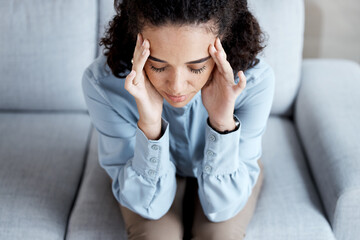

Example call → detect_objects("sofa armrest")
294 59 360 240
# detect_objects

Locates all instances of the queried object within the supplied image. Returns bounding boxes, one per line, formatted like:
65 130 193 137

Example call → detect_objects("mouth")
165 93 187 103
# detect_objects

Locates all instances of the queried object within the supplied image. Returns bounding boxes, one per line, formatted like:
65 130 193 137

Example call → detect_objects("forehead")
141 24 217 64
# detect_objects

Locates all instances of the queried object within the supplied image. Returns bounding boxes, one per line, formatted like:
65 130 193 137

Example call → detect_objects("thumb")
236 71 246 91
124 70 137 92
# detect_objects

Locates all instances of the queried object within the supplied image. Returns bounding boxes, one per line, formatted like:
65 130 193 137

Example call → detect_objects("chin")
165 98 190 108
161 91 193 108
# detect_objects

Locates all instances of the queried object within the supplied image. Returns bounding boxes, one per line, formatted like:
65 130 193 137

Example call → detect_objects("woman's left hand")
201 37 247 132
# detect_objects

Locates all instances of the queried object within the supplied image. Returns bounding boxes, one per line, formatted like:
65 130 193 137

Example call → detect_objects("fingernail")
142 39 146 47
142 49 147 56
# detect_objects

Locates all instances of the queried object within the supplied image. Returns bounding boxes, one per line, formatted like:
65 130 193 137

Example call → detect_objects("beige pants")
119 159 264 240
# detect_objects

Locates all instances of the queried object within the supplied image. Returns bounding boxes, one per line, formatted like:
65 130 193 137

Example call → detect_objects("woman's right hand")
125 33 164 140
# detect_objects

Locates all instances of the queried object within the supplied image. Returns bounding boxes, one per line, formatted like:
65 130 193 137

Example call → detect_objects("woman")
82 0 275 239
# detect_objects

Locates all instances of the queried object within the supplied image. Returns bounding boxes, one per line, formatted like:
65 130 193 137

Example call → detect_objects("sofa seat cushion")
66 128 127 240
0 113 91 240
246 117 335 240
68 116 336 239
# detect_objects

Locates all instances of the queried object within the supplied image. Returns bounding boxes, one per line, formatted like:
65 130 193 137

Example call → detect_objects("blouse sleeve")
82 68 177 220
196 60 275 222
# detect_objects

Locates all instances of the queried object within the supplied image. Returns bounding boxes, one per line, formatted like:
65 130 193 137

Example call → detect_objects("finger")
215 49 230 75
133 36 150 75
134 39 150 68
210 37 233 78
124 70 137 91
235 71 247 93
136 33 143 52
132 33 142 60
209 43 227 75
209 43 221 70
132 33 146 65
215 37 227 59
214 38 232 72
213 48 234 82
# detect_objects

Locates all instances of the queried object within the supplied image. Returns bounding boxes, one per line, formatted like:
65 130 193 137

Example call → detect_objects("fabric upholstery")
0 0 97 111
248 0 305 117
295 59 360 240
68 117 336 240
246 117 336 240
0 113 91 240
66 128 127 240
98 0 116 58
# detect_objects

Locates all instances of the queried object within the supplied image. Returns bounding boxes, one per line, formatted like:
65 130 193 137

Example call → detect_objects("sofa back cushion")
249 0 304 116
0 0 97 111
98 0 116 58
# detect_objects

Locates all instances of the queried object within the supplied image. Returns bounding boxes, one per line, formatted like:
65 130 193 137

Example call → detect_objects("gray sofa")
0 0 359 240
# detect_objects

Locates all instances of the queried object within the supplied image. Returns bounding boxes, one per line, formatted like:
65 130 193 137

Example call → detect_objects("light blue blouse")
82 54 275 222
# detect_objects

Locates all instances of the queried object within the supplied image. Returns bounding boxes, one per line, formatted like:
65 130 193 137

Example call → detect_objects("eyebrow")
148 55 211 64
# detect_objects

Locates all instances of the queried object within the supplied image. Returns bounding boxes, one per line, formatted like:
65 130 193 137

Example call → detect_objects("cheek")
197 63 215 87
196 75 210 89
144 66 163 89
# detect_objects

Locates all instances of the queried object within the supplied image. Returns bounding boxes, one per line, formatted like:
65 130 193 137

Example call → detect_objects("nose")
168 70 185 94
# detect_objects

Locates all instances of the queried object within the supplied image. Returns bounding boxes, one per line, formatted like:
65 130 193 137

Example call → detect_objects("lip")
165 93 187 103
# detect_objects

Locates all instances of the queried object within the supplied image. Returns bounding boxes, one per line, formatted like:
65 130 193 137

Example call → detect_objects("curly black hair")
100 0 266 78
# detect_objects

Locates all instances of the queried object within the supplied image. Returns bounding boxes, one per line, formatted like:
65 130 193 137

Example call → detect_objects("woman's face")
142 24 217 108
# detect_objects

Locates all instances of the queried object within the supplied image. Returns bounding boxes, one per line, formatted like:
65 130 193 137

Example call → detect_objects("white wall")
303 0 360 63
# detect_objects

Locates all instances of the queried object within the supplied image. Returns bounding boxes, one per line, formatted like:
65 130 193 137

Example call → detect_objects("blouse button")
150 157 158 163
204 165 212 174
206 150 215 157
148 170 156 176
208 134 216 142
151 145 160 151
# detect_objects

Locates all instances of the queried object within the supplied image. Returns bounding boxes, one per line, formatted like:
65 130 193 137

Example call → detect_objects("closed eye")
190 66 206 74
150 66 166 72
150 65 206 74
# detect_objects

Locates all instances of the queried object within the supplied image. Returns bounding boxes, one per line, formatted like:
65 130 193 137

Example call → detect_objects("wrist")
208 116 236 133
138 118 162 140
